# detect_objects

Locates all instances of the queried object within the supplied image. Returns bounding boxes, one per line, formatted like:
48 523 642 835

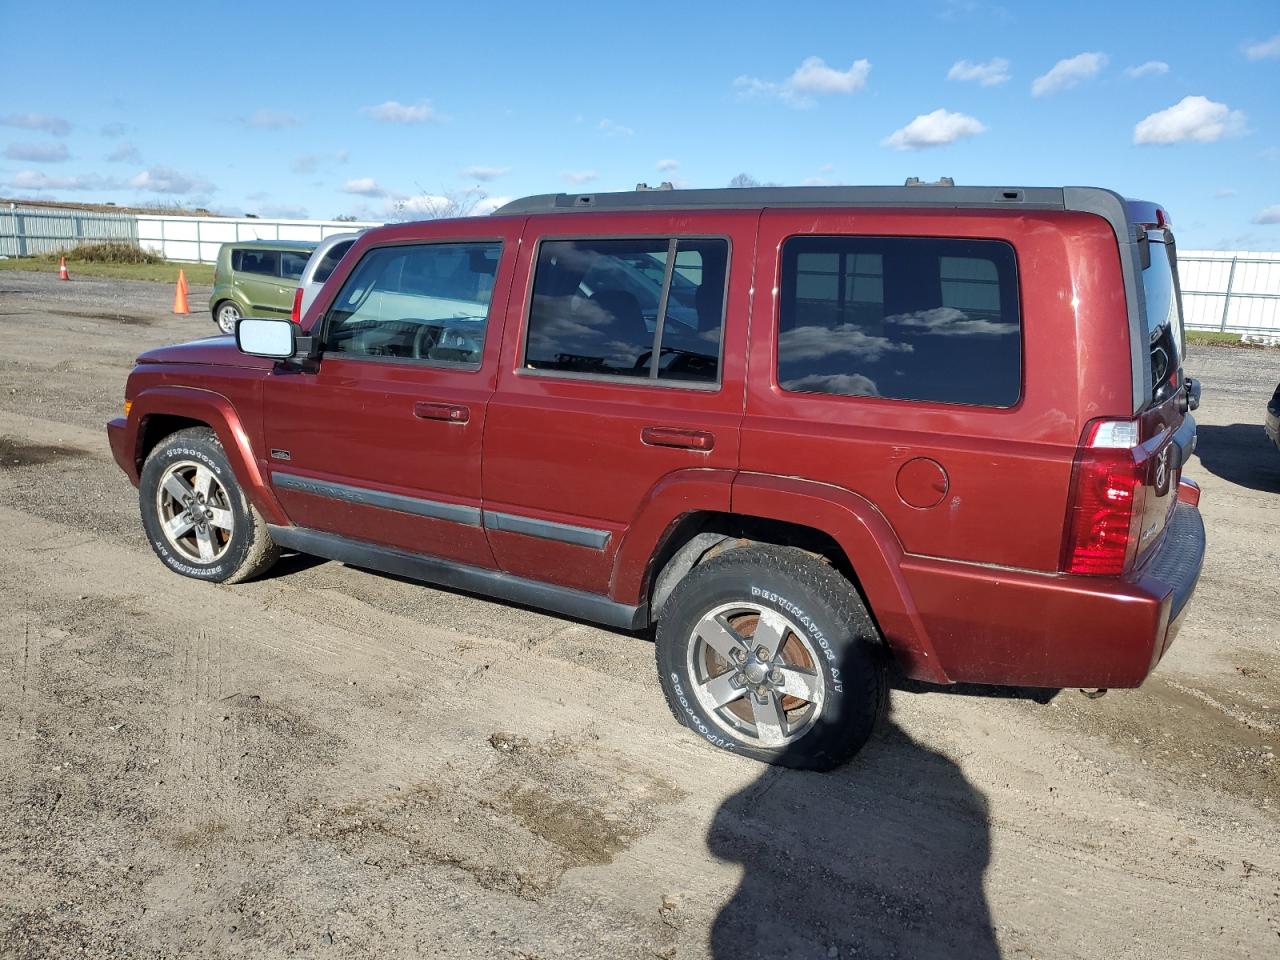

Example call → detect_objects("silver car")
297 232 361 319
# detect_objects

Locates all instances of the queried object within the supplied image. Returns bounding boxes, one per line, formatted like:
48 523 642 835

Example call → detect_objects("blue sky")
1 0 1278 249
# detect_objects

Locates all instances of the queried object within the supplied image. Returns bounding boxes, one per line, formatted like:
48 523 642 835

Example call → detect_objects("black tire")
656 545 886 770
213 300 240 336
138 427 279 584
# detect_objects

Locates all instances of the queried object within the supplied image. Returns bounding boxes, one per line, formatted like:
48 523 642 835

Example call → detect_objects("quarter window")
314 240 354 283
778 236 1021 406
322 242 502 366
525 238 727 384
280 250 310 281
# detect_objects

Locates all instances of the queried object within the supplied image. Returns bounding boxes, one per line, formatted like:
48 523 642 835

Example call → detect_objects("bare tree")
728 173 781 188
387 185 489 222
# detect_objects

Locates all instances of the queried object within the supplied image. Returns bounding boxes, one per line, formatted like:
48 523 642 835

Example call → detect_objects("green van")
209 240 318 334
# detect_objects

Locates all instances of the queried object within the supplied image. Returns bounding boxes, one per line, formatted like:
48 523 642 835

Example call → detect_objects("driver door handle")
414 401 469 424
641 426 715 451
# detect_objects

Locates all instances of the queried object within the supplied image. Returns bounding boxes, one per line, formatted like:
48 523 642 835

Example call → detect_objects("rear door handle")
641 426 715 451
414 401 470 424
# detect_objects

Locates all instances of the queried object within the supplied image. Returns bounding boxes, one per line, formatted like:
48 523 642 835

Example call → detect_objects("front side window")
280 250 310 280
524 237 727 384
232 249 280 276
778 236 1021 407
322 242 502 366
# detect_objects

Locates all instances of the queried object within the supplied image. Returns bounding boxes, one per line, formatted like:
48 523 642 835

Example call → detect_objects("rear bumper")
898 501 1206 689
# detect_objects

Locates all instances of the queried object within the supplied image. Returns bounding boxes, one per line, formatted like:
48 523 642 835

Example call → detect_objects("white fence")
1178 250 1280 334
136 214 383 264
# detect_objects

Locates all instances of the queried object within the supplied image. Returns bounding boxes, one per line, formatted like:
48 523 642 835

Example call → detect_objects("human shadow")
1193 423 1280 494
708 678 999 958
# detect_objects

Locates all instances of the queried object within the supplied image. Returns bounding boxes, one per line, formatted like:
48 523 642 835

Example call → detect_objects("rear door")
233 249 290 316
260 220 522 566
482 211 755 596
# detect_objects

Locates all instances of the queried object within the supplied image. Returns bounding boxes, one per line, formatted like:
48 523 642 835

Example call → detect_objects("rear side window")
322 242 502 366
524 237 727 384
778 236 1021 407
232 249 280 276
314 240 354 284
280 250 310 280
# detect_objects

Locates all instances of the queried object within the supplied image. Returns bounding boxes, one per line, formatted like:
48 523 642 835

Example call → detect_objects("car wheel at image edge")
214 300 240 335
138 427 279 584
656 544 887 770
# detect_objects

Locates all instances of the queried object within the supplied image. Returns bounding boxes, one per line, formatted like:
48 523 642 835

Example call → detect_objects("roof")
495 184 1105 216
227 239 319 251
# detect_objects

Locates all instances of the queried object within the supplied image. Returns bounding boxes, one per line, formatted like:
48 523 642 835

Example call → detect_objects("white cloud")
562 170 598 185
462 165 510 181
1133 96 1246 145
597 118 634 137
1213 188 1237 199
105 142 140 164
100 122 129 138
1125 60 1169 78
1031 52 1107 96
335 148 350 163
947 57 1010 86
130 166 214 195
781 373 880 396
244 109 301 130
7 170 117 191
342 177 386 197
0 112 71 136
735 56 871 108
362 100 438 123
1244 34 1280 61
656 158 678 172
292 155 320 174
802 176 833 186
1254 205 1280 225
883 109 986 150
3 142 69 162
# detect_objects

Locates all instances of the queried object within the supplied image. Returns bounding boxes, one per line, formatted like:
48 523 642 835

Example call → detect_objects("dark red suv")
107 184 1205 769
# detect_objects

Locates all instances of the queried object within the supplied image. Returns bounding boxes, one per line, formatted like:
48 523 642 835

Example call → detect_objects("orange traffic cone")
173 270 190 315
58 256 69 281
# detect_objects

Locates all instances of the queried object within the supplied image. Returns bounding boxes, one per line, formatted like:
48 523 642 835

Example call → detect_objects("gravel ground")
0 270 1277 959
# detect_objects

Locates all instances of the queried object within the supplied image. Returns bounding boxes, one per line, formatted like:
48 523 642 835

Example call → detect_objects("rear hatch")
1131 221 1194 566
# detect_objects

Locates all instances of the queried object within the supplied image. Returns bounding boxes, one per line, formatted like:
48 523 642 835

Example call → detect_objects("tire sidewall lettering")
750 585 843 694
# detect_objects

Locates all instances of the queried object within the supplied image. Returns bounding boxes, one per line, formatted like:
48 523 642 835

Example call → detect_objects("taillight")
1061 419 1147 576
290 286 304 323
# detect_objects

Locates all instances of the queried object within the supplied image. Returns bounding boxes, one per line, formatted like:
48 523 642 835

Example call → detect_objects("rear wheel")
656 545 886 770
138 427 279 584
214 300 240 335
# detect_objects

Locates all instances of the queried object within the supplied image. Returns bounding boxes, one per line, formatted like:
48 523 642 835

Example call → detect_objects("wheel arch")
131 385 288 525
636 473 949 684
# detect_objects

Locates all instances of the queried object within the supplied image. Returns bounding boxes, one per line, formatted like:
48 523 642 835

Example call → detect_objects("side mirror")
236 317 298 359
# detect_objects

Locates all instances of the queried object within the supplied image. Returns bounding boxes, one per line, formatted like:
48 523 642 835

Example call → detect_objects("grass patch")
1186 330 1277 349
0 254 215 285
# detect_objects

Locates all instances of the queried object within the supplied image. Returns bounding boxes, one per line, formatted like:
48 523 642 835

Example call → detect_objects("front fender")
124 384 288 525
731 472 948 684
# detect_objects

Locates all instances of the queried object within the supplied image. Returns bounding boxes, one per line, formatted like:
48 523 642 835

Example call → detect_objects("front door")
260 221 522 567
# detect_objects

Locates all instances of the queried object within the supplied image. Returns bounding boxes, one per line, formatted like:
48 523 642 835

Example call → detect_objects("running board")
267 525 647 631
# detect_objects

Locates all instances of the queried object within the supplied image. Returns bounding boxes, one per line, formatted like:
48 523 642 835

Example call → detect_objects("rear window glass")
314 240 353 283
525 238 727 384
778 236 1021 407
1141 233 1184 394
280 250 310 280
232 249 280 276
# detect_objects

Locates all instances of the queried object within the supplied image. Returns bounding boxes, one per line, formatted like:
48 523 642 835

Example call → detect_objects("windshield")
1140 230 1184 402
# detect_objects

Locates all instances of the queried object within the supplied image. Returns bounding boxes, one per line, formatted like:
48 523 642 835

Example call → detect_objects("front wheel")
138 427 279 584
214 300 240 335
656 545 886 770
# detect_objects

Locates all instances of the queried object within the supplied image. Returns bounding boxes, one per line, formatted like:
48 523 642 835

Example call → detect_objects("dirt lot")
0 270 1277 959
